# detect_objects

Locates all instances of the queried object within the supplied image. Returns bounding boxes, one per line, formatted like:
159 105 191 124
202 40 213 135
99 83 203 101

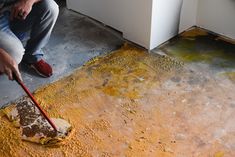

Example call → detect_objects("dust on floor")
0 28 235 157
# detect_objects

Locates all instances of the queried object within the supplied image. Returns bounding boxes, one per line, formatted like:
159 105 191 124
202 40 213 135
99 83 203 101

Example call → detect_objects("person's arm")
11 0 41 20
0 48 22 81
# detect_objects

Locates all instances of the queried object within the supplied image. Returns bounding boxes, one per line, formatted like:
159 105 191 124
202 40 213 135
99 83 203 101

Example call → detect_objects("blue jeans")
0 0 59 64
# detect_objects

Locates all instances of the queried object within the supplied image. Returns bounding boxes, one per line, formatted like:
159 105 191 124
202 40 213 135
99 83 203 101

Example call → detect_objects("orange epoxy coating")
0 43 235 157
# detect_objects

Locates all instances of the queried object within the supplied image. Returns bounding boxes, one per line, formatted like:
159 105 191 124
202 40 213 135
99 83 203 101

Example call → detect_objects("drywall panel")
66 0 152 49
67 0 185 49
150 0 183 49
179 0 198 32
120 0 153 49
197 0 235 39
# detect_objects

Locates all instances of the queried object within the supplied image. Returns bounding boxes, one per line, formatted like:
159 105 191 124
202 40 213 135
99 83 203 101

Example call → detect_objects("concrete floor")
0 28 235 157
0 5 124 107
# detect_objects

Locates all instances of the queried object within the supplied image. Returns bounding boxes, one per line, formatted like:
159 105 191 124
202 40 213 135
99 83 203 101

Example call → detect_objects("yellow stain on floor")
0 44 182 157
0 43 235 157
214 151 224 157
223 72 235 83
181 27 208 38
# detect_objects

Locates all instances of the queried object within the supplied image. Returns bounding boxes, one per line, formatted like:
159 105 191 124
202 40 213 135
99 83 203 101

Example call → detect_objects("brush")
13 73 58 132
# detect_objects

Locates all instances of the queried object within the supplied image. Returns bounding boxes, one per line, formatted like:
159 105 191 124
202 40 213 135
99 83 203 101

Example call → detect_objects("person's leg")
0 12 24 64
10 0 59 63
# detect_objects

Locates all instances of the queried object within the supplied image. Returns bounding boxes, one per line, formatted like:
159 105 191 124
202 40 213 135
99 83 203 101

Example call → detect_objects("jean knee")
43 0 59 20
0 32 24 64
11 45 24 64
51 1 59 19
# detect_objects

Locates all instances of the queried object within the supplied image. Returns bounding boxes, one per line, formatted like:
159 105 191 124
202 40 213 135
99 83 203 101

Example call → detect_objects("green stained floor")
160 28 235 69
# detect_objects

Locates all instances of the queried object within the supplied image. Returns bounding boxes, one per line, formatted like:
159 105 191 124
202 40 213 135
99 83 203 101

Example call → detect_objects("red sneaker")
30 59 53 77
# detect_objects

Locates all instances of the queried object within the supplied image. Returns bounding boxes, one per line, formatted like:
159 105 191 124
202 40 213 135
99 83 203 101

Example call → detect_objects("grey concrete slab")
0 6 124 107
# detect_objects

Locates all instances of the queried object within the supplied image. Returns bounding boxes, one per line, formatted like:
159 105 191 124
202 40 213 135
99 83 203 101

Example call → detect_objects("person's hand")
10 0 40 20
0 49 22 81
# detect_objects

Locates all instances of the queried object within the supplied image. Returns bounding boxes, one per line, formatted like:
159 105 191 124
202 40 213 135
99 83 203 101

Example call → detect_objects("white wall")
179 0 198 33
150 0 183 49
197 0 235 39
121 0 153 49
67 0 184 50
67 0 235 49
67 0 153 49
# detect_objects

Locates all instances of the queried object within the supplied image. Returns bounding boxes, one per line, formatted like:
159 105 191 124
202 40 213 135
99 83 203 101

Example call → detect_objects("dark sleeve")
0 0 16 4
